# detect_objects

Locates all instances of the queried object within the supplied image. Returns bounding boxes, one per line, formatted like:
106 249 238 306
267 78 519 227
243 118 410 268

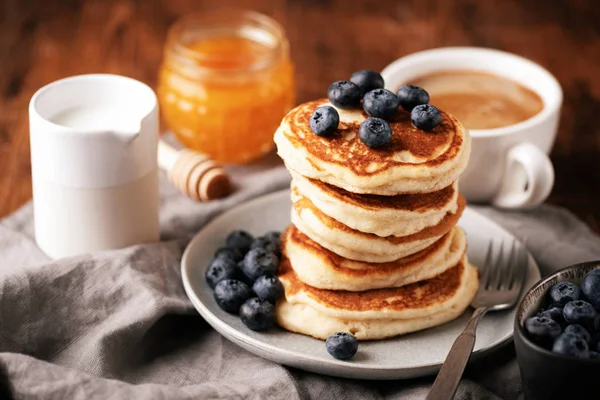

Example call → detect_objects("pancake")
283 224 467 291
276 257 479 340
291 187 466 262
274 99 471 195
291 170 459 237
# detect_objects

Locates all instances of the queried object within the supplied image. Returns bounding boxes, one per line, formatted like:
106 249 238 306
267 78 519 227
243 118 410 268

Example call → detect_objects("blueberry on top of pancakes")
350 69 384 95
310 106 340 136
397 84 430 111
328 80 362 109
358 117 392 148
411 104 442 131
362 88 399 119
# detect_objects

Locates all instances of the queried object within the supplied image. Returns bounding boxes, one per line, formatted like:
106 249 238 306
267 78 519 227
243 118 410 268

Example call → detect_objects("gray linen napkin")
1 154 599 400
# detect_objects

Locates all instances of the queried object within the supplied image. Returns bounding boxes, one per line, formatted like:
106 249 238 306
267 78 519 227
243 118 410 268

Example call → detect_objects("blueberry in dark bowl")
515 262 600 400
539 304 565 327
564 324 592 345
552 332 590 358
250 236 281 256
411 104 442 131
253 275 284 304
349 69 384 95
549 281 582 305
362 89 399 119
563 300 597 329
524 316 562 347
358 117 392 149
214 279 253 314
582 269 600 310
214 246 245 263
206 256 243 289
328 80 362 109
396 84 430 111
310 106 340 137
239 297 276 331
226 230 254 253
241 247 279 282
326 332 359 360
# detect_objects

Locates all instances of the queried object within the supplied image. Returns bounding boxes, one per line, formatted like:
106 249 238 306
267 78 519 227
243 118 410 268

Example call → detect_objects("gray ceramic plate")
181 189 541 380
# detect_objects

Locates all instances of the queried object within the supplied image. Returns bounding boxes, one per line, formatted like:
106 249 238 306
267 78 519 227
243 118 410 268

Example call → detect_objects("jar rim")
165 10 288 74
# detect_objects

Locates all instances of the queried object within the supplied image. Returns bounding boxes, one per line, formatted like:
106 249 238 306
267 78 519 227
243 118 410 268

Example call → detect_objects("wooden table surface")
1 0 600 229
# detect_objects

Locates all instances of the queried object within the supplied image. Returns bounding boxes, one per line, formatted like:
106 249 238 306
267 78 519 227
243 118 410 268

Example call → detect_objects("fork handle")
426 307 489 400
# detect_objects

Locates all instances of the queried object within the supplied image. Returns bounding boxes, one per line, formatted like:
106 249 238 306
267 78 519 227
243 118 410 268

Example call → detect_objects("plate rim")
181 189 541 379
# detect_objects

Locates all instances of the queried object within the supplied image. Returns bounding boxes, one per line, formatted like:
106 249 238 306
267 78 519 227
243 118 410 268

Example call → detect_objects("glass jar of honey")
158 10 295 164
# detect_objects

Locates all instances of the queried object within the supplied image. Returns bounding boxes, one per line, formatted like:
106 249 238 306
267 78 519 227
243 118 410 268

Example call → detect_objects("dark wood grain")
1 0 600 229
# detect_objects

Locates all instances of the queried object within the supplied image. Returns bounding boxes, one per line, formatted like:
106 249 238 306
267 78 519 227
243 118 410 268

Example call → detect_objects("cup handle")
492 142 554 209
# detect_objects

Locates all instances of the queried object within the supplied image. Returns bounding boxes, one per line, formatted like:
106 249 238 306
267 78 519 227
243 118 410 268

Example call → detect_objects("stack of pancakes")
273 99 478 340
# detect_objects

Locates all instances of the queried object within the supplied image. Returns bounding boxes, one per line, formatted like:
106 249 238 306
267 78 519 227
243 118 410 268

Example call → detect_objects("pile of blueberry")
206 230 284 331
524 269 600 358
206 229 360 360
309 69 441 149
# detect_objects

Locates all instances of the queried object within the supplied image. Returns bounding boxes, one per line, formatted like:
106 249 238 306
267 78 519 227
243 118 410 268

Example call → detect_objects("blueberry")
241 247 279 282
582 270 600 310
396 84 430 111
594 314 600 332
524 316 562 347
226 230 254 253
358 117 392 149
253 275 284 304
411 104 442 131
362 89 399 119
236 260 253 285
549 282 582 305
250 236 281 256
350 69 384 95
206 256 242 289
214 247 245 263
214 279 253 314
539 304 565 327
552 332 590 358
264 231 282 247
564 324 592 344
239 297 276 331
350 70 384 95
328 80 362 109
564 300 597 329
326 332 359 360
310 106 340 137
590 351 600 359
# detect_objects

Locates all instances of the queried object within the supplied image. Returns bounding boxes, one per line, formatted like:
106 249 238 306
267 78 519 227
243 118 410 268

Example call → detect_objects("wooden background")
1 0 599 228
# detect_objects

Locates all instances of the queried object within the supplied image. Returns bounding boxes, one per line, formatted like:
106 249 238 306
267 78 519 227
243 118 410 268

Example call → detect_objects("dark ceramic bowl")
515 261 600 400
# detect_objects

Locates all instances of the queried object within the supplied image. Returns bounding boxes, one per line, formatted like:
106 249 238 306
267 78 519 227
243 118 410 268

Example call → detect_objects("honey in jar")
158 11 295 164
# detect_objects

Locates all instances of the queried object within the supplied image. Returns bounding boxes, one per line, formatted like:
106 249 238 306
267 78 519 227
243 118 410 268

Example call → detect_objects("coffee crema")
407 70 544 130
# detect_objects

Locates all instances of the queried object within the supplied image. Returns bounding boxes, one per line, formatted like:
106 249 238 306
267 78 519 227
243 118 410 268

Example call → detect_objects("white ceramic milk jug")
29 74 160 259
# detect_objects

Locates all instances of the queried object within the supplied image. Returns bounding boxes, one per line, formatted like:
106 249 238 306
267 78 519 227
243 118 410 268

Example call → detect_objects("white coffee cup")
381 47 562 209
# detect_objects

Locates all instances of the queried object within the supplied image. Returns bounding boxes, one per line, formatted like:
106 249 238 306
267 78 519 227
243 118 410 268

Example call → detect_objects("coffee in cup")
382 47 562 209
410 70 544 130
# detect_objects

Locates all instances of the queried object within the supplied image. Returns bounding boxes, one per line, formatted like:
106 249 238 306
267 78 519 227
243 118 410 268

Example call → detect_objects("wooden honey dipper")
158 140 231 201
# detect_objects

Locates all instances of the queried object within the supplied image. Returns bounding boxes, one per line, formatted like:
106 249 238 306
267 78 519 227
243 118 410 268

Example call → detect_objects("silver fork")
426 240 528 400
